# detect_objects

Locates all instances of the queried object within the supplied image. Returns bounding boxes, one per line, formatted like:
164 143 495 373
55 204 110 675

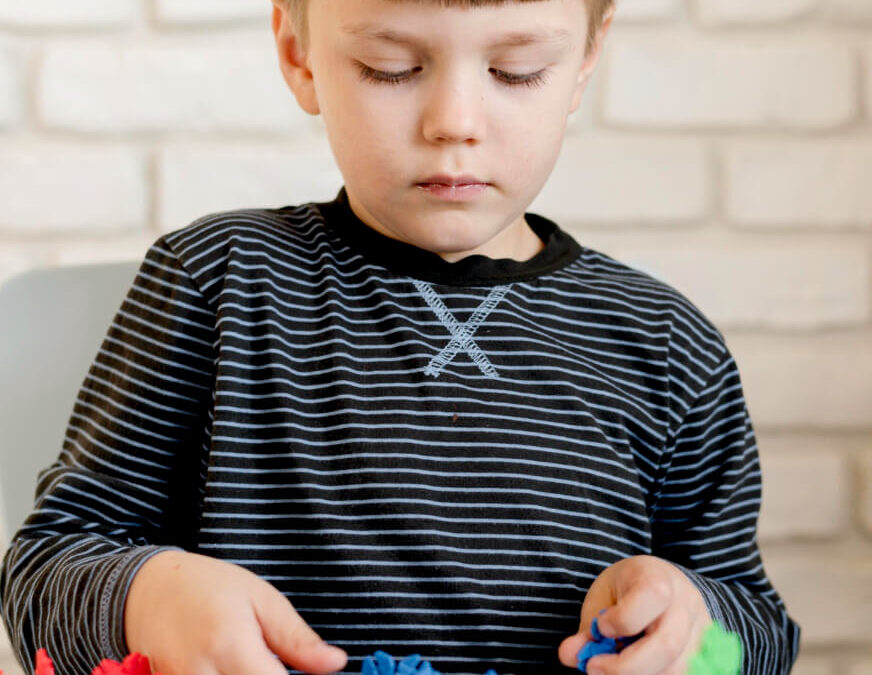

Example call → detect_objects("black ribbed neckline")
313 186 582 287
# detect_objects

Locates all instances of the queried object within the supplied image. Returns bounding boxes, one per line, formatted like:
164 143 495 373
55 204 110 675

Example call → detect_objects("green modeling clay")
576 619 742 675
686 622 743 675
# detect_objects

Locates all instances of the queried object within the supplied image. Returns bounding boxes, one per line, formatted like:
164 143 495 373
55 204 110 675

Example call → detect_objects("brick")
724 333 872 430
0 144 147 233
725 141 872 229
860 453 872 536
0 653 22 675
155 0 269 24
614 0 681 21
0 0 137 28
756 436 850 541
0 48 21 128
566 56 605 133
763 554 872 646
847 660 872 675
577 237 868 330
0 626 22 675
603 36 857 129
530 136 710 224
157 140 343 232
867 44 872 121
694 0 817 25
791 656 834 675
38 40 311 134
822 0 872 22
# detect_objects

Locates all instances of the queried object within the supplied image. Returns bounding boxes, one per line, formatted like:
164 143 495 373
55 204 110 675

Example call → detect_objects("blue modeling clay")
577 616 643 673
361 651 498 675
576 618 743 675
360 620 741 675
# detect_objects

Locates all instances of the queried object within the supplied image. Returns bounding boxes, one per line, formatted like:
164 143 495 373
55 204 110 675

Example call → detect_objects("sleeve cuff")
99 545 186 659
670 562 730 629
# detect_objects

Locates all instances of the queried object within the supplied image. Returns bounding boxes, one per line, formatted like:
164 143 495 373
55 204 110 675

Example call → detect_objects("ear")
271 0 320 115
569 6 615 114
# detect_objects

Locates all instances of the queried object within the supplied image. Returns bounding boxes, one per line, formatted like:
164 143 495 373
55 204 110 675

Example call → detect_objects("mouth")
414 181 490 202
416 174 489 188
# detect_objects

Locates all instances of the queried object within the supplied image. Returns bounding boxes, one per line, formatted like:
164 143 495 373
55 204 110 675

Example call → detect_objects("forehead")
342 21 573 49
314 0 583 49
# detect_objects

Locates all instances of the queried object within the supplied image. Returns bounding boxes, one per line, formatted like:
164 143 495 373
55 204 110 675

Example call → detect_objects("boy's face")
273 0 611 262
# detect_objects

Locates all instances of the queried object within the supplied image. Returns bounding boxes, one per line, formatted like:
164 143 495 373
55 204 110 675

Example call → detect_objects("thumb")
560 569 617 669
558 631 590 668
252 583 347 675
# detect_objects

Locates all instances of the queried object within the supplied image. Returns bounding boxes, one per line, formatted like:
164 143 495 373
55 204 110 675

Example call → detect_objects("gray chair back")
0 261 139 547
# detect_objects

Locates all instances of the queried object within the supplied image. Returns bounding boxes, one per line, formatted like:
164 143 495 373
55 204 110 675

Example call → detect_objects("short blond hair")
283 0 615 59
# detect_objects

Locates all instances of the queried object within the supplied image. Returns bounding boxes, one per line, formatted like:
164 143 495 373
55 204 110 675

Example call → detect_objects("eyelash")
355 62 551 89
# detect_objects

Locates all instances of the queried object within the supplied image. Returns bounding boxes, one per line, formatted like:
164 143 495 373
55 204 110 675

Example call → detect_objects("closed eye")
355 62 551 89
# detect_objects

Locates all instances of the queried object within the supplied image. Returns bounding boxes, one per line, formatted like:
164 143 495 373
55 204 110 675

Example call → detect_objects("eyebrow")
342 22 572 48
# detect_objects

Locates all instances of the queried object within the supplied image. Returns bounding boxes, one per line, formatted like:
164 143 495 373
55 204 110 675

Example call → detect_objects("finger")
598 576 672 640
219 635 305 675
558 631 590 668
587 607 691 675
252 583 347 675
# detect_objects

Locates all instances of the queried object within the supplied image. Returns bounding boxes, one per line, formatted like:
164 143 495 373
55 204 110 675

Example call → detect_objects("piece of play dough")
361 650 498 675
576 619 743 675
576 616 643 672
686 622 744 675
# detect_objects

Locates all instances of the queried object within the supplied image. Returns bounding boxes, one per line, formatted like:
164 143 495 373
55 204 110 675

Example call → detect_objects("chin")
415 227 491 254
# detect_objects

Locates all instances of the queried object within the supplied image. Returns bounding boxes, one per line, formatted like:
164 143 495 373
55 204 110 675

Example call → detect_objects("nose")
420 68 487 144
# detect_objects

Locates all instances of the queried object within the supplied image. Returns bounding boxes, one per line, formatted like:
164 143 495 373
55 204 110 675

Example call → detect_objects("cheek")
500 106 565 163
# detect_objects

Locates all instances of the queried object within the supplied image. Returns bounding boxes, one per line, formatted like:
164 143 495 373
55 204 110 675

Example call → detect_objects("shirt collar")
314 186 582 287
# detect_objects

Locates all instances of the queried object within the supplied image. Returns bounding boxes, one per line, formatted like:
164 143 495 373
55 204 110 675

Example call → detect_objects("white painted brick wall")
757 435 850 541
725 141 872 228
726 333 872 429
764 554 872 645
0 1 869 670
694 0 817 26
0 143 147 233
158 139 343 231
38 40 311 134
603 35 857 129
0 47 21 128
0 0 139 28
848 662 872 675
824 0 872 22
602 238 869 329
614 0 681 21
866 43 872 118
860 453 872 535
0 626 22 675
530 135 711 224
792 656 835 675
154 0 270 24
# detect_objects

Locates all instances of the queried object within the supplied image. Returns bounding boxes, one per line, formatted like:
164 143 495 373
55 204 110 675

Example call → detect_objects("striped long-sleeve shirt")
0 186 800 675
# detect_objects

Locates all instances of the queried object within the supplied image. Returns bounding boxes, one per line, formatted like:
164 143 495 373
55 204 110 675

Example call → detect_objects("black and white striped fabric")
0 186 800 675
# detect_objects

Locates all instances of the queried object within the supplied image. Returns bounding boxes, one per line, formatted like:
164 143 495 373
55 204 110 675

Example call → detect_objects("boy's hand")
124 550 347 675
558 555 712 675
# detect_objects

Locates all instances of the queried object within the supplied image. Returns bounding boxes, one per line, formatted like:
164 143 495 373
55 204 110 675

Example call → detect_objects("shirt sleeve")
0 236 216 675
650 346 801 675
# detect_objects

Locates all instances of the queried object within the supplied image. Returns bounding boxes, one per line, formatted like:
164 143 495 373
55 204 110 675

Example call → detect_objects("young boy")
0 1 800 674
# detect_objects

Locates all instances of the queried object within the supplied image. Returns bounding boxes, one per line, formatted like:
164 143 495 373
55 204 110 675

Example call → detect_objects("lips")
417 174 488 187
